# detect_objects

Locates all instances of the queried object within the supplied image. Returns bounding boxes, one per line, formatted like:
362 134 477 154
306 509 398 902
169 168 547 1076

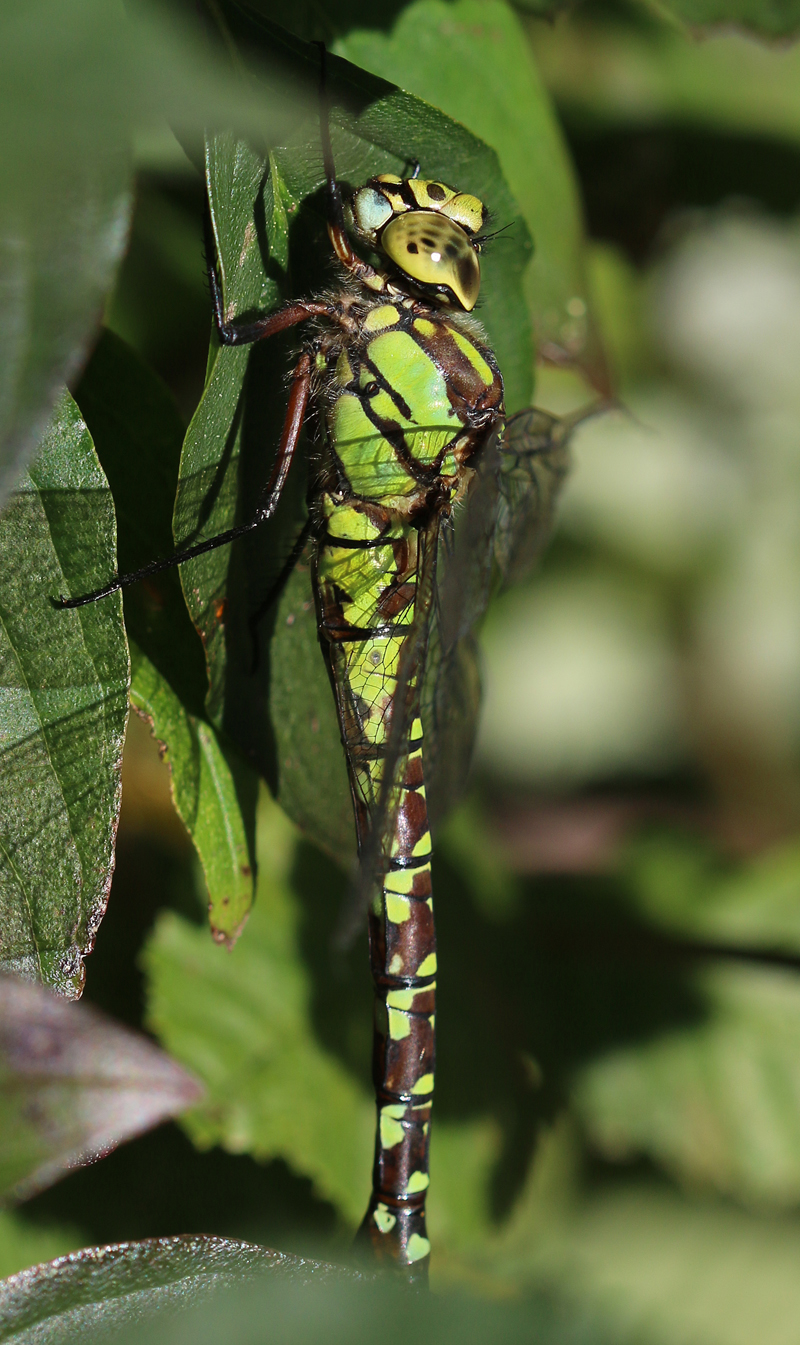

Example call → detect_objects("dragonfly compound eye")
351 186 394 236
381 211 481 311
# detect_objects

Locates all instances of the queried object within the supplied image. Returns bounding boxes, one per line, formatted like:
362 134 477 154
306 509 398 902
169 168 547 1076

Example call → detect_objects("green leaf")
0 0 321 505
0 972 202 1201
0 1235 359 1345
0 1246 614 1345
0 1211 80 1283
649 0 800 38
72 329 258 944
0 392 128 997
130 651 257 946
143 796 375 1226
337 0 606 394
530 12 800 146
173 18 534 860
575 960 800 1205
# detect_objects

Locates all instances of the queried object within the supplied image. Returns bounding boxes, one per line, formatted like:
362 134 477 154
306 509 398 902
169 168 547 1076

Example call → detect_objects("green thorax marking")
324 301 503 511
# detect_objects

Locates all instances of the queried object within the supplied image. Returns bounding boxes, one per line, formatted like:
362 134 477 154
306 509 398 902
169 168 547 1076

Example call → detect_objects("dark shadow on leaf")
431 853 709 1222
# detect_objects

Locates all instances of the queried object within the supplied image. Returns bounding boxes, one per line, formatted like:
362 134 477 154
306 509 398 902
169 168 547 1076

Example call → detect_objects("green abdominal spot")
406 1234 431 1262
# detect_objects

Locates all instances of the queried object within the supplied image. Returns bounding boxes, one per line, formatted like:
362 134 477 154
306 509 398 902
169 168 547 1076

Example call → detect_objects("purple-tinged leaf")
0 974 203 1201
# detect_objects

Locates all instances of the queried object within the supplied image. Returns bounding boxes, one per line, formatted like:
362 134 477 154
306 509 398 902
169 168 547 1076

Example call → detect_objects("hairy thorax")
314 294 504 521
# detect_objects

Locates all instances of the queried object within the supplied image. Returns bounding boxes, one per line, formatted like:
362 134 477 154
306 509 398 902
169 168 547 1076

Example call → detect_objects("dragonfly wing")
420 623 482 832
420 430 503 829
493 406 572 586
424 405 588 822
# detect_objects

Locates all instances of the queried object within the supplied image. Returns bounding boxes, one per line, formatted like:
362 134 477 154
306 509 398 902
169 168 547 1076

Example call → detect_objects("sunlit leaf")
0 392 128 997
0 973 202 1201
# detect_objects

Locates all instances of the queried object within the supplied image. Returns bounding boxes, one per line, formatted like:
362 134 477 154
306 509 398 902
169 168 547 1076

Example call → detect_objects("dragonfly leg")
204 206 336 347
53 354 312 609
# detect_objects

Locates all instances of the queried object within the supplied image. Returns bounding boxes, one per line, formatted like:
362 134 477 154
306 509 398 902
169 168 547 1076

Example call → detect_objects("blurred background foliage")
7 0 800 1341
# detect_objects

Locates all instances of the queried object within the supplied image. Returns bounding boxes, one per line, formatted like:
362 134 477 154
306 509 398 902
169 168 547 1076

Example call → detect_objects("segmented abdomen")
315 497 436 1273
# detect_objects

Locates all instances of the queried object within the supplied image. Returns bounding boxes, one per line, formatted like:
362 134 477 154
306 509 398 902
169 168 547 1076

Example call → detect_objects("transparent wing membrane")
423 405 587 824
340 404 585 912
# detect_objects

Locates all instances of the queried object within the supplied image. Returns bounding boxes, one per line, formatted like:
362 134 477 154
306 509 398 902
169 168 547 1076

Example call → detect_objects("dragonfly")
54 55 590 1282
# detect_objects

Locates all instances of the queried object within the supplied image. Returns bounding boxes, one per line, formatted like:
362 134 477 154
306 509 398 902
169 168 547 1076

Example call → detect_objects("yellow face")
349 174 487 312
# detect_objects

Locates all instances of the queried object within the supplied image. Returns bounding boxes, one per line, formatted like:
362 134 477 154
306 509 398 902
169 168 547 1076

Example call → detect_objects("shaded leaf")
73 329 257 945
337 0 607 393
0 1234 358 1345
0 392 128 998
143 799 374 1225
575 960 800 1205
0 973 202 1202
0 0 317 505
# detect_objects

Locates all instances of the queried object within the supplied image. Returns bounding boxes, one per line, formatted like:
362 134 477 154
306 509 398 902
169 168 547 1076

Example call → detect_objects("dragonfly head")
347 175 487 312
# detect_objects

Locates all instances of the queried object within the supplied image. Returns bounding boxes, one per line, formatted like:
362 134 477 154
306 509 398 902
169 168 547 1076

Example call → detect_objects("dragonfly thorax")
348 174 487 312
317 296 504 524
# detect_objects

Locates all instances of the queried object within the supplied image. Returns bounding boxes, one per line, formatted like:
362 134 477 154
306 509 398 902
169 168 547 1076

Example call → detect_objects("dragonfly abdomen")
363 714 436 1271
315 497 436 1275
